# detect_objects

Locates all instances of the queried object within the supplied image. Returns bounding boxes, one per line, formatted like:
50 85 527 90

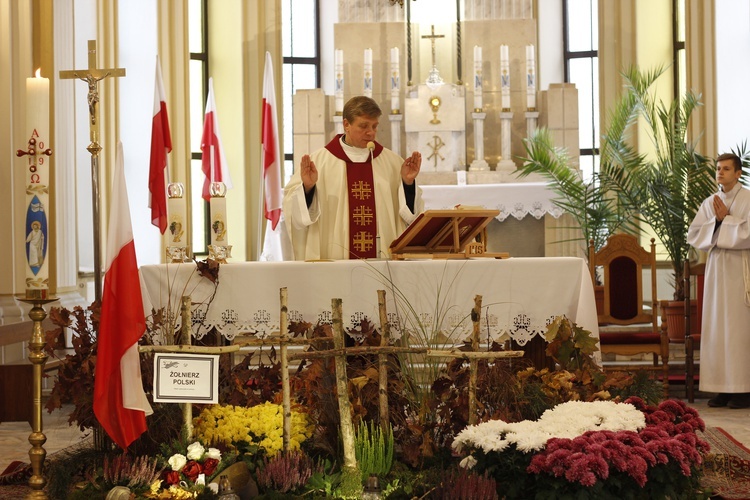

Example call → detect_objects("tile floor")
1 397 749 476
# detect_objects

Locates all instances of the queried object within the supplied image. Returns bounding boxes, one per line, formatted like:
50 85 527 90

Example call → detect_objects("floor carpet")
701 426 750 500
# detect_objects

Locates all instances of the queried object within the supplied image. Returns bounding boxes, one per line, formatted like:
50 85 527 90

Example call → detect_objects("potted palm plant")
598 66 716 340
518 128 637 256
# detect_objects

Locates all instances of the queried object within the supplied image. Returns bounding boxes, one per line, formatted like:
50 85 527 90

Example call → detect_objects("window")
189 0 209 254
281 0 321 185
563 0 599 182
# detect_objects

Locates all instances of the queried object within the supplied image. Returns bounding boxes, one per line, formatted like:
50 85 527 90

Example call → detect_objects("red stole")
325 135 383 259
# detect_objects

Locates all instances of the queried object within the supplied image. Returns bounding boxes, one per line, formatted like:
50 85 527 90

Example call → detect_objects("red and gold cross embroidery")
351 181 372 200
352 231 374 253
352 205 374 226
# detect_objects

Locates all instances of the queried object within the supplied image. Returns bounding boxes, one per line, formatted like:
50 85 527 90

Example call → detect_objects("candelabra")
19 297 58 499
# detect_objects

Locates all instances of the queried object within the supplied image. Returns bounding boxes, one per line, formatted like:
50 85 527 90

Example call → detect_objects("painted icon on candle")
25 196 48 272
212 216 226 242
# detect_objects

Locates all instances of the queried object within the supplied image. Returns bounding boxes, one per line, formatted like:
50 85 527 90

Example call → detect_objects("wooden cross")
59 40 126 303
421 25 445 72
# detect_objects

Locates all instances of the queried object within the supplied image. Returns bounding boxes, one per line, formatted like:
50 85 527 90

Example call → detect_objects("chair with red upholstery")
589 234 669 399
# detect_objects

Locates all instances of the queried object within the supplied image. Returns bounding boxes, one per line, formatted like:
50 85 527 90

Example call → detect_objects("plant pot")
660 300 698 342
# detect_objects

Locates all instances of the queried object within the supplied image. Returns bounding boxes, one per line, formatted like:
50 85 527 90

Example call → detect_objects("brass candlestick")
19 297 58 499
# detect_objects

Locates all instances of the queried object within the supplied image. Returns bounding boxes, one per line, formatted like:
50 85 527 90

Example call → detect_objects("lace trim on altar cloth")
164 306 558 346
425 200 563 222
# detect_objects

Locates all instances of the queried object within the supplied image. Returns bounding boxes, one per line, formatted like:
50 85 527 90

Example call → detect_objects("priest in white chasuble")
283 96 424 260
688 152 750 409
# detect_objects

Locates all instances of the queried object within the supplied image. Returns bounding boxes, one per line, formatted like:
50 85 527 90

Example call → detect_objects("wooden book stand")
389 208 510 260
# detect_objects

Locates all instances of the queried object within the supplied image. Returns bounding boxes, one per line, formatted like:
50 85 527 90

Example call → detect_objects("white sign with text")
153 353 220 403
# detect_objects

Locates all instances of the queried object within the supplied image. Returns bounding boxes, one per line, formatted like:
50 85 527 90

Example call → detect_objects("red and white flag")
200 78 232 201
262 51 282 230
148 55 172 233
94 142 153 451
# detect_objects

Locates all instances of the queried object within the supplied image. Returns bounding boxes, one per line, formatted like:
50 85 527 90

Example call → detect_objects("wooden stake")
180 296 193 439
332 298 357 470
468 295 482 426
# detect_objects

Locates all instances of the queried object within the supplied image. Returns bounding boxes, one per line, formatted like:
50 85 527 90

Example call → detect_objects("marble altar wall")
334 18 536 171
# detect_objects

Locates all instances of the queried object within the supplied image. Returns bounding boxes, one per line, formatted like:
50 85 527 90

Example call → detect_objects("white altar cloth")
140 258 598 350
421 182 563 221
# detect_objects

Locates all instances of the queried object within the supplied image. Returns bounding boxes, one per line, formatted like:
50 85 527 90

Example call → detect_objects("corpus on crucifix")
59 40 126 303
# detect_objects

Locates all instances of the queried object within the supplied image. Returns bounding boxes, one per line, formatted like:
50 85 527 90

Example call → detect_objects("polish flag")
94 142 153 451
200 78 232 201
148 56 172 233
262 51 282 230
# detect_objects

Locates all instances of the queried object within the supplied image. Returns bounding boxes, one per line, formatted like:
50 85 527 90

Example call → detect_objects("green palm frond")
518 128 636 253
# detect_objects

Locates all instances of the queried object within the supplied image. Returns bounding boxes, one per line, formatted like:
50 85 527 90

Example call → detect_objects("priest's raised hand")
300 154 318 193
401 151 422 185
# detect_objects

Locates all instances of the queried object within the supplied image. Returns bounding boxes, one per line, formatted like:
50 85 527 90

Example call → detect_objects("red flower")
202 458 220 477
164 470 181 485
181 460 203 482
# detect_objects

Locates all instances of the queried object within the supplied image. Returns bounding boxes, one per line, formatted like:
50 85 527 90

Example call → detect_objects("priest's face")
716 159 741 191
343 115 379 149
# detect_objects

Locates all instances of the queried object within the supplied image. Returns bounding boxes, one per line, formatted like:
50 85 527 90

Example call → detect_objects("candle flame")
35 68 41 78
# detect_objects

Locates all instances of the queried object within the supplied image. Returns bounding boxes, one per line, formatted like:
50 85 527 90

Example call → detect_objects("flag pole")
257 151 265 260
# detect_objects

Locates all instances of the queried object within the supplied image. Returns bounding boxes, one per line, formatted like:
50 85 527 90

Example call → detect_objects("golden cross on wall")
351 181 372 200
421 25 445 71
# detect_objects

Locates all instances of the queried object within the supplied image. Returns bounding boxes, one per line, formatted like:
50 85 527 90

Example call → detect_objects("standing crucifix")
421 25 445 88
421 25 445 71
60 40 126 303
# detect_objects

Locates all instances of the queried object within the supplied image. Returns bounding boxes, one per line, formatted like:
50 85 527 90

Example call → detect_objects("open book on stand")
389 207 510 260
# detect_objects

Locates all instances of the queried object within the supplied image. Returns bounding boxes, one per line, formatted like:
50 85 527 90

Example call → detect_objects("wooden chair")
589 234 669 399
683 260 704 402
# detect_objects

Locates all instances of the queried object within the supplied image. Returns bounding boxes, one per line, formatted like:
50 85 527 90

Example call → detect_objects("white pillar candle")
335 49 344 114
363 48 373 98
473 46 483 110
209 182 228 247
167 183 187 248
390 47 400 112
526 44 536 110
25 69 50 299
500 45 511 110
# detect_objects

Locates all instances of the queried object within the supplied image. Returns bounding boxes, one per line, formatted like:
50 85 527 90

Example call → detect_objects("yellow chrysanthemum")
192 402 314 456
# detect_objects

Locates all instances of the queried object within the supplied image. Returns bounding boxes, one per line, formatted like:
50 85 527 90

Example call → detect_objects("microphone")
367 141 375 164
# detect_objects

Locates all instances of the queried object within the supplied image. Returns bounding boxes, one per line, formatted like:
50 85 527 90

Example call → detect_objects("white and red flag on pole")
200 78 232 201
148 55 172 233
94 142 153 451
262 51 282 230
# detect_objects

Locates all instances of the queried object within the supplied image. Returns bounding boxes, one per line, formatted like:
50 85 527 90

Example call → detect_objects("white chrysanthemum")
453 401 646 455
